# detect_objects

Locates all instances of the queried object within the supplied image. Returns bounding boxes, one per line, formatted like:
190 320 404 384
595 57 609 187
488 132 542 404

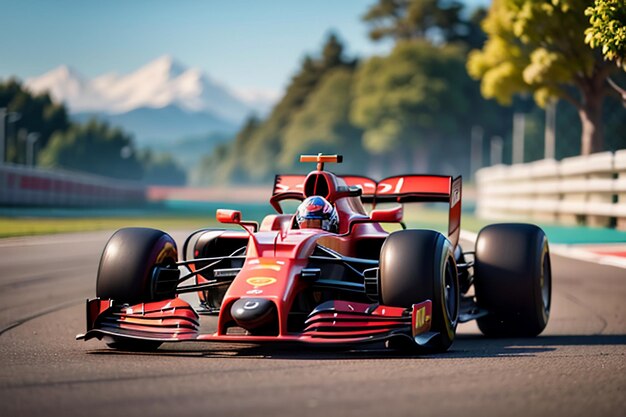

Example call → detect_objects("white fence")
476 150 626 230
0 163 146 207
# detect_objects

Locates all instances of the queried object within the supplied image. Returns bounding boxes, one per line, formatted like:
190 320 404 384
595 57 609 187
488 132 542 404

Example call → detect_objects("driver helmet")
296 196 339 233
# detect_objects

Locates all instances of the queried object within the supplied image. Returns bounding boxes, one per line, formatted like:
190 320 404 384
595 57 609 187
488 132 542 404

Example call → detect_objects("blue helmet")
296 196 339 233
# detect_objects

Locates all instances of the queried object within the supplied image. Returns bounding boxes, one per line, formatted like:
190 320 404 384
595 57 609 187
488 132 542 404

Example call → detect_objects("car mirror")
217 209 259 234
216 209 242 224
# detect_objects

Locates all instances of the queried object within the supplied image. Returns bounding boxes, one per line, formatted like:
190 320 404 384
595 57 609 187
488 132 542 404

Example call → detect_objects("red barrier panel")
0 163 146 207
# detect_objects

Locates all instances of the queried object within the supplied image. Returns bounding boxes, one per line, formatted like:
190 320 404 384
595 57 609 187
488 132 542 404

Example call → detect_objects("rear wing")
272 174 463 247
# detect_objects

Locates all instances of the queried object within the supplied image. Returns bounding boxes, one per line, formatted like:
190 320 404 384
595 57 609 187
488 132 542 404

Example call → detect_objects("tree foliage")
362 0 485 49
39 119 143 180
585 0 626 102
196 3 523 184
585 0 626 68
0 79 69 164
351 40 483 171
280 67 365 172
245 33 355 177
240 55 324 180
1 79 188 183
197 33 357 184
139 149 186 185
467 0 617 155
192 115 260 185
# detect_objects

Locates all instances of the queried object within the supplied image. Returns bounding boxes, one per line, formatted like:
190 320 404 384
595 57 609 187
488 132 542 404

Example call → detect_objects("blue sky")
0 0 489 95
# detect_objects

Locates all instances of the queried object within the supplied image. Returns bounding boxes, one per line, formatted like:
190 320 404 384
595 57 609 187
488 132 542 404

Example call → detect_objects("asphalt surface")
0 230 624 417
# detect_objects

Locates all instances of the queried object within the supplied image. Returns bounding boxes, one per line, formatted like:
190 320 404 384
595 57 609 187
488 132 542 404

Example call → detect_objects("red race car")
78 154 551 352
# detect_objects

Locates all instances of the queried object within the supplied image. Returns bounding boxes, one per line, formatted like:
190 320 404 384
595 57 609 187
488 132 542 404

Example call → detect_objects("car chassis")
78 154 551 352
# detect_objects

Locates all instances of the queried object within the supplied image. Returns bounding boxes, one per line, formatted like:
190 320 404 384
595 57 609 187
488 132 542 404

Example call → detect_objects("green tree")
585 0 626 68
322 33 345 69
196 116 260 185
467 0 619 155
191 142 231 185
238 33 354 181
239 55 324 180
351 40 478 173
585 0 626 102
0 79 69 164
279 67 365 172
138 149 186 185
362 0 482 48
39 119 143 180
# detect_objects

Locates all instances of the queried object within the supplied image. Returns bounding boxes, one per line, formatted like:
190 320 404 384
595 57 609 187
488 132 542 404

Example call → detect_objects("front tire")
379 230 459 352
474 223 551 337
96 227 178 351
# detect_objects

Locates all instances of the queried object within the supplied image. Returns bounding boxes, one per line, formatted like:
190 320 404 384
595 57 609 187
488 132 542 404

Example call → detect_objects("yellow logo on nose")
246 277 277 287
251 264 282 271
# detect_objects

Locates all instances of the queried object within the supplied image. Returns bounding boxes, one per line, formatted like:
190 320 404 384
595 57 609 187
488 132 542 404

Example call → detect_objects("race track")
0 230 624 417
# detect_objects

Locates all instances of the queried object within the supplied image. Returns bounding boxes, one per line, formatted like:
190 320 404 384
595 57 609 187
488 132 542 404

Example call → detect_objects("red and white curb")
460 230 626 270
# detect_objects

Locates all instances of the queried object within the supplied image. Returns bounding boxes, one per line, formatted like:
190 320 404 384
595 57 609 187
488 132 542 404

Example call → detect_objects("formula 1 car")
77 154 551 352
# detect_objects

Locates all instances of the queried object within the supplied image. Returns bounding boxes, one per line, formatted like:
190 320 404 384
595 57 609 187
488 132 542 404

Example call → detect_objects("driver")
295 196 339 233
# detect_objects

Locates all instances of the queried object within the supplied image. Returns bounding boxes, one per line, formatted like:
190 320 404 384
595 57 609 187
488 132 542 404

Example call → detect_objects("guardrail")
476 150 626 230
0 163 146 207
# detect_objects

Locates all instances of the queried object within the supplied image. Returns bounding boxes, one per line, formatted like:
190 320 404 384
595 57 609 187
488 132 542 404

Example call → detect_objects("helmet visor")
299 218 324 229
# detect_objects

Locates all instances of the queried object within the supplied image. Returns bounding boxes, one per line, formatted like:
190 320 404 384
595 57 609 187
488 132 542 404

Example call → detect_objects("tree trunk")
576 66 608 156
578 95 604 155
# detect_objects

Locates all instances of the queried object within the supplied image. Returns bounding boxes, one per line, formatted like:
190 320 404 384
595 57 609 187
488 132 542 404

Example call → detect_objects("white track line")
548 245 626 269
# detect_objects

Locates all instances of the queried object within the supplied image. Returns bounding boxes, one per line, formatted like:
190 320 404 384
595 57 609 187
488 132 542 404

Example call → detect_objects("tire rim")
443 257 458 321
540 248 551 312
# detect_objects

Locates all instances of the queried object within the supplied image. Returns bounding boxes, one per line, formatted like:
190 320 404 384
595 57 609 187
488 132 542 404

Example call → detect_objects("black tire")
97 228 178 351
97 227 178 305
455 244 471 294
474 223 551 337
380 230 459 352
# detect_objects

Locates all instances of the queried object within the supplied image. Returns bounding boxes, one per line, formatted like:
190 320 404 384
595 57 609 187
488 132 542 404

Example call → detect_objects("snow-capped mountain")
25 55 274 122
26 65 104 113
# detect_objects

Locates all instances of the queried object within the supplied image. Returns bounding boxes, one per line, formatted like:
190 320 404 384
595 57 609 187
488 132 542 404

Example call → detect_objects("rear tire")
474 223 551 337
379 230 459 352
97 227 178 351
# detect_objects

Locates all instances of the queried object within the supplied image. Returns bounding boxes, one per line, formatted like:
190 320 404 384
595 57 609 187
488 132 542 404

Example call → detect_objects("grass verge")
1 207 481 239
7 206 620 245
0 216 217 238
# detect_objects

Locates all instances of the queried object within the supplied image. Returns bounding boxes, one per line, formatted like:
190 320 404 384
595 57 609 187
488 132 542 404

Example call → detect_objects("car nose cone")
230 298 276 330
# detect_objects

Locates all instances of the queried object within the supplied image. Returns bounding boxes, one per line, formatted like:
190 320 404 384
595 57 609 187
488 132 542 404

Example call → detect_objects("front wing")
77 297 436 348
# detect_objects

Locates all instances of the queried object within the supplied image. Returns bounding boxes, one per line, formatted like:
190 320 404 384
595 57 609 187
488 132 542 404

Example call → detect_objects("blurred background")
1 0 625 236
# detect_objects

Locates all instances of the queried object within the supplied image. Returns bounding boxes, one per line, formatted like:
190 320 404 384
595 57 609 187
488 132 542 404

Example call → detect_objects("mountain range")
25 56 277 146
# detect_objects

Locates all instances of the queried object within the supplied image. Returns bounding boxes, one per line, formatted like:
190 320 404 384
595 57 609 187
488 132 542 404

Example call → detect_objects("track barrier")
0 163 145 207
476 150 626 230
